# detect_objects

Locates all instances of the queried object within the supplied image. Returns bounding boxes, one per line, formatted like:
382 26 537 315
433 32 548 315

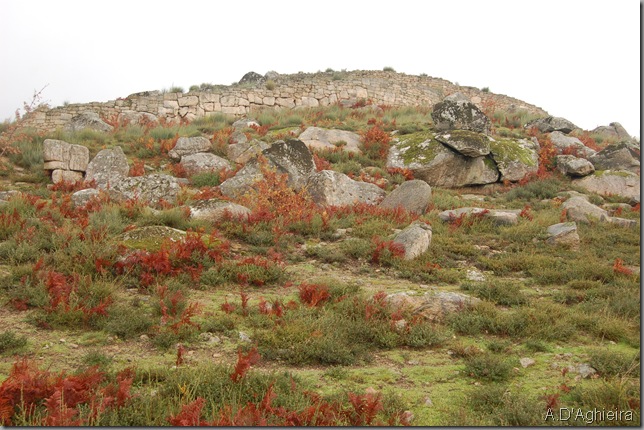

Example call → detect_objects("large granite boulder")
591 122 634 142
431 92 491 135
168 136 212 160
63 112 113 133
180 153 231 176
306 170 386 206
548 131 596 158
556 155 595 177
298 126 362 153
85 146 130 189
488 137 539 182
435 130 491 157
219 139 315 198
392 221 432 260
108 174 182 207
525 116 579 134
379 180 432 214
386 132 499 188
572 170 640 201
589 142 640 173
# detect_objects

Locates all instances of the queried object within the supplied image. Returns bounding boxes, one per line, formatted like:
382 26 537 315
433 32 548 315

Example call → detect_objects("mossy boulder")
435 130 491 157
489 138 539 182
387 132 499 188
431 92 491 135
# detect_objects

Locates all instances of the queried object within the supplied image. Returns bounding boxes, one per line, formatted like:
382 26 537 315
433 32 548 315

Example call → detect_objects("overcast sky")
1 0 640 138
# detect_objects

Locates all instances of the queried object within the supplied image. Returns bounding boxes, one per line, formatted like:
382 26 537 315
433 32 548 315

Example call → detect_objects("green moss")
443 130 490 148
489 138 537 167
116 226 187 251
395 131 444 164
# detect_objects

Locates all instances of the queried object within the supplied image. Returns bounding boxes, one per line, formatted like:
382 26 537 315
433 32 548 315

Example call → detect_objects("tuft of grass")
463 352 513 382
0 330 28 353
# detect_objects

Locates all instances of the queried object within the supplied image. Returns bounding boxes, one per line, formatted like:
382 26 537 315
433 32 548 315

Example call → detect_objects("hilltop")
0 70 640 426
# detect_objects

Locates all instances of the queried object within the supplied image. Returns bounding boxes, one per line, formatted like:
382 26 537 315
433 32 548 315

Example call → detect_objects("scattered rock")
548 131 596 158
227 139 270 164
589 142 640 174
71 188 100 207
431 92 491 134
525 116 579 134
188 199 251 222
561 196 608 224
556 155 595 177
306 170 386 206
386 290 481 322
168 136 212 160
572 170 640 201
392 221 432 260
179 152 231 176
438 207 519 226
51 170 83 184
591 122 635 142
108 174 182 207
576 363 597 379
603 216 638 229
466 269 486 282
63 111 113 133
519 357 536 368
117 225 186 250
299 126 362 153
239 331 251 343
546 222 580 249
232 117 261 130
379 180 432 214
85 146 130 189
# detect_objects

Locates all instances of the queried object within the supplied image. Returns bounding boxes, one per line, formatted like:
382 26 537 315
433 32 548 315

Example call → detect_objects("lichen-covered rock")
71 188 100 207
63 112 113 133
299 126 362 153
561 196 608 224
431 92 491 135
591 122 634 142
556 155 595 177
116 225 186 251
108 174 182 207
232 117 260 130
546 222 580 249
238 72 265 85
307 170 386 206
379 180 432 214
168 136 212 160
392 221 432 260
489 137 539 182
525 116 579 134
85 146 130 189
188 199 251 222
385 290 481 322
438 207 519 226
572 170 640 201
548 131 596 158
435 130 491 157
180 153 231 176
386 132 499 188
227 139 270 165
219 139 315 198
589 142 640 173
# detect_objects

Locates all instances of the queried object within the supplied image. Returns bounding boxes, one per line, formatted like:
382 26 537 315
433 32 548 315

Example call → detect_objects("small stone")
520 357 535 368
423 397 433 407
239 331 251 342
466 269 486 282
59 338 66 343
69 343 79 349
140 334 149 341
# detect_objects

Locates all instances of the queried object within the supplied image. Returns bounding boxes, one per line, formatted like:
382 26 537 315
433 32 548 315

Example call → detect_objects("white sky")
1 0 641 138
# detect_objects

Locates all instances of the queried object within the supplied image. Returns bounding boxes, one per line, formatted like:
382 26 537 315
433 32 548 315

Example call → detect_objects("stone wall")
20 70 549 133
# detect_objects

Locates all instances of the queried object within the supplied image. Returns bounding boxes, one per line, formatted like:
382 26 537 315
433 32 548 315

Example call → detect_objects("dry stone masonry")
20 70 548 133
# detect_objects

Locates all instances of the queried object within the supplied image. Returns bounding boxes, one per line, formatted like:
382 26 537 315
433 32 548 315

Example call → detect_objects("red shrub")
360 123 391 160
298 283 331 307
230 347 260 382
613 258 634 276
371 238 405 264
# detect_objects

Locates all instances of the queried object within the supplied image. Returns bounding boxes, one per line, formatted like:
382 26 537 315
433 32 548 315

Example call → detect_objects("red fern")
298 283 331 307
230 347 260 382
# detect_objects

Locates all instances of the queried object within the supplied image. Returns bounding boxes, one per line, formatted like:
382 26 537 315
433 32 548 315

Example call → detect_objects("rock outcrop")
572 171 640 201
168 136 212 160
526 116 579 134
431 92 491 135
306 170 386 206
298 127 362 153
85 146 130 189
108 174 183 207
589 142 640 173
63 112 113 133
556 155 595 177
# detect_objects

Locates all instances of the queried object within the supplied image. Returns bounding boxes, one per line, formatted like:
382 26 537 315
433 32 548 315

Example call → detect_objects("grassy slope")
0 105 639 426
